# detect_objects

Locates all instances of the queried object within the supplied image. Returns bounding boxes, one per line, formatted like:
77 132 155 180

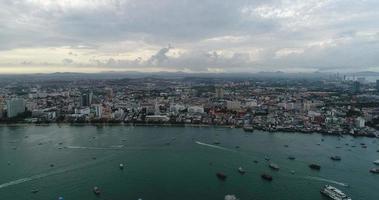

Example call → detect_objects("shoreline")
0 122 377 138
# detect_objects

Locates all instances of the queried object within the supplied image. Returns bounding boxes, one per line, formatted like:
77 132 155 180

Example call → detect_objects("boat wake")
0 157 110 190
195 141 235 152
304 176 349 187
66 145 124 150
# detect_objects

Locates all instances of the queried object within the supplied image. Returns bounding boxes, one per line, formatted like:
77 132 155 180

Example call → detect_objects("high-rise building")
80 92 93 107
94 104 103 119
0 97 4 118
352 81 360 94
6 98 26 118
215 87 224 98
105 87 113 99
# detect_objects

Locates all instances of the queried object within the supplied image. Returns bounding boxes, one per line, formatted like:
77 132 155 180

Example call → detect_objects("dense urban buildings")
0 73 379 137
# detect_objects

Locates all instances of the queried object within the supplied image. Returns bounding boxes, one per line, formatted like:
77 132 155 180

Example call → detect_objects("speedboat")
238 167 246 174
269 163 279 170
93 186 101 195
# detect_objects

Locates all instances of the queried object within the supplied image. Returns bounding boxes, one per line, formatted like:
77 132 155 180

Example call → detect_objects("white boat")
269 163 279 170
373 160 379 165
320 185 352 200
237 167 246 174
119 163 124 169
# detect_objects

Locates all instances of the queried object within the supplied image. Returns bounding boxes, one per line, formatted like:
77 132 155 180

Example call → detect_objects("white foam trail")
195 141 235 152
66 145 123 150
304 176 349 187
0 157 109 189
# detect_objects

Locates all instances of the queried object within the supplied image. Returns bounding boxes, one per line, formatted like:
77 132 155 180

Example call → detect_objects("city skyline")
1 0 379 74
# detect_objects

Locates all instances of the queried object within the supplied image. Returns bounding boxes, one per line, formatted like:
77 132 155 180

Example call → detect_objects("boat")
320 185 352 200
238 167 246 174
269 163 279 170
284 144 289 148
373 160 379 165
119 163 124 170
253 160 259 164
261 173 273 181
309 164 321 170
93 186 101 195
290 170 295 174
213 141 220 145
243 125 254 132
216 172 227 181
370 168 379 174
331 156 341 161
31 189 39 194
288 156 296 160
264 156 270 161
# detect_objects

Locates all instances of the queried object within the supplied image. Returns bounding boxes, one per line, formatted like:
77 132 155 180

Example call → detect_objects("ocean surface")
0 125 378 200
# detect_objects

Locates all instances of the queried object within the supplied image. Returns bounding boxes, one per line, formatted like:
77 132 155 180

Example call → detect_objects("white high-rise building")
6 98 26 118
94 104 103 119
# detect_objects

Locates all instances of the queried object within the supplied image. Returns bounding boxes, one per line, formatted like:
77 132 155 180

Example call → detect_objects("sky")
0 0 378 74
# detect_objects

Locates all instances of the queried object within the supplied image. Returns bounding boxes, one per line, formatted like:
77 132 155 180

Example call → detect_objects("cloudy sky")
0 0 378 73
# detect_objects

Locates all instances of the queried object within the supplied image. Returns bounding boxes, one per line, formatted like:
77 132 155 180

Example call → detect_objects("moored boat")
216 172 227 180
31 189 39 194
309 164 321 170
261 173 273 181
373 160 379 165
288 156 296 160
331 156 341 161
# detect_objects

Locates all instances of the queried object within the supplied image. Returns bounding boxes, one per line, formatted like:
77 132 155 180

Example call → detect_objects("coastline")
0 122 377 138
